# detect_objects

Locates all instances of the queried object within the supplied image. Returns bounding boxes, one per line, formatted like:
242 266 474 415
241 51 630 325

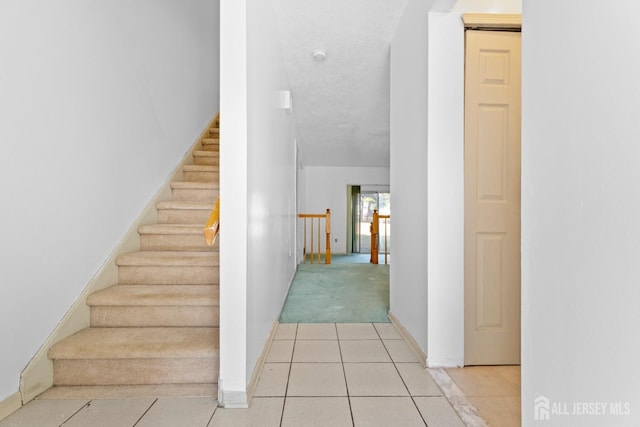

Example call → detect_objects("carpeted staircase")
45 117 221 397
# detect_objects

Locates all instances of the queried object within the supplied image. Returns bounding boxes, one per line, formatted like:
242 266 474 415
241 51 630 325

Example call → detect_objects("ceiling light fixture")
312 49 327 61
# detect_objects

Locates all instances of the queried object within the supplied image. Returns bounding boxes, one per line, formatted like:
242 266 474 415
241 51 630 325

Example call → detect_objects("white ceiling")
273 0 409 167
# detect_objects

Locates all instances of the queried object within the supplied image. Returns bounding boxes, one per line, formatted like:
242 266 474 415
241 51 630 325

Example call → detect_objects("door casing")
463 25 522 365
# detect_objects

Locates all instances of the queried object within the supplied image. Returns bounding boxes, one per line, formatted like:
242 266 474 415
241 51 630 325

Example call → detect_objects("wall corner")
217 379 249 409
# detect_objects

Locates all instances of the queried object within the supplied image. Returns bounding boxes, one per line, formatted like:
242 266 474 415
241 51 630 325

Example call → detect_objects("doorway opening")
349 186 391 256
280 184 392 323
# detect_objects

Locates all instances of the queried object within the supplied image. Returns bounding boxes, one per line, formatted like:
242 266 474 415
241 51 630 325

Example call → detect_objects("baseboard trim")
426 357 464 368
388 311 427 368
19 116 218 404
0 392 22 422
217 380 248 409
245 320 279 405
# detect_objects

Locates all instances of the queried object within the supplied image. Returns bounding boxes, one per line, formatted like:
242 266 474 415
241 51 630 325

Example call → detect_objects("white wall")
0 0 219 402
389 0 431 358
522 3 640 426
304 166 390 254
219 0 248 407
391 0 521 366
425 0 521 366
219 0 297 407
246 0 297 394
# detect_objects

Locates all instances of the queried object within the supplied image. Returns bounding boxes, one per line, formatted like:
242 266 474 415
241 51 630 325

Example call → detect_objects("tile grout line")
205 403 217 427
131 398 158 427
376 323 428 426
279 323 298 427
335 323 356 427
59 400 92 426
428 368 488 427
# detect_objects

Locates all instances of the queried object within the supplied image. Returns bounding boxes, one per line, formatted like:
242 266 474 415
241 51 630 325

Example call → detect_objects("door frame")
462 14 522 31
462 14 522 365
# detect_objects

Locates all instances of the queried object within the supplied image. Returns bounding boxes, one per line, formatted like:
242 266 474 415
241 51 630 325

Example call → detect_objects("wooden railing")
370 210 390 265
204 197 220 246
298 209 331 264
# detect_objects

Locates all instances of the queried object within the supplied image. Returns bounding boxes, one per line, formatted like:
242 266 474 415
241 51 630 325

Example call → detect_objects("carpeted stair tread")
193 151 220 166
170 182 219 190
182 165 219 172
46 114 222 394
156 201 213 210
116 251 219 267
156 201 213 224
193 150 217 158
139 224 210 235
87 285 219 307
138 225 219 252
182 165 219 183
169 182 219 203
48 327 218 360
200 139 219 153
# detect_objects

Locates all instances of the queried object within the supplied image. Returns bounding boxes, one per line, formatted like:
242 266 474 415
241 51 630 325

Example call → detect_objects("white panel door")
464 30 521 365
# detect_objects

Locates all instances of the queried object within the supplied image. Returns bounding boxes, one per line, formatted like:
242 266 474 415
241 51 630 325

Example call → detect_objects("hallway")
1 322 521 426
279 255 389 323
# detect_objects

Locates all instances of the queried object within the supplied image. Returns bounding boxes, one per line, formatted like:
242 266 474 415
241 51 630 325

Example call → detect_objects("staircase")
46 117 221 397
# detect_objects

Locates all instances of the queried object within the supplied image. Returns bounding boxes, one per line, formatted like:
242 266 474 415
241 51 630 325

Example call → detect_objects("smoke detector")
312 49 327 61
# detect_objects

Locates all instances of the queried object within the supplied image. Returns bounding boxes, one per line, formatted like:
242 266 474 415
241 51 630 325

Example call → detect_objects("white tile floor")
0 323 469 427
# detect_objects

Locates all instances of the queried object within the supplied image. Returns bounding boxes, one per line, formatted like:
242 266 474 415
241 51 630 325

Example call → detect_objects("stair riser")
140 234 219 252
119 266 219 285
157 209 211 224
90 306 219 328
201 138 219 149
201 144 219 153
171 188 219 202
53 358 218 386
183 171 219 183
47 116 222 395
38 384 217 399
193 156 220 166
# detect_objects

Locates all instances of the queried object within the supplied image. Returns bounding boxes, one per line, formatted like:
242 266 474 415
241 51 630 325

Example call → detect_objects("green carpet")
279 256 390 323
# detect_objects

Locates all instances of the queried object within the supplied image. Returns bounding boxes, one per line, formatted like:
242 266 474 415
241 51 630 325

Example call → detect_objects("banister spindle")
310 217 315 264
297 210 332 265
325 209 331 264
371 210 379 264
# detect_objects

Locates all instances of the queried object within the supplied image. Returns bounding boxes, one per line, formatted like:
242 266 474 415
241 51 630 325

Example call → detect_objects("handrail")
370 210 390 265
298 209 331 264
204 197 220 246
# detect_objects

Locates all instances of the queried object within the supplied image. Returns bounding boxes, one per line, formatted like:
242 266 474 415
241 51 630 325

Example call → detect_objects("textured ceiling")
273 0 408 167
